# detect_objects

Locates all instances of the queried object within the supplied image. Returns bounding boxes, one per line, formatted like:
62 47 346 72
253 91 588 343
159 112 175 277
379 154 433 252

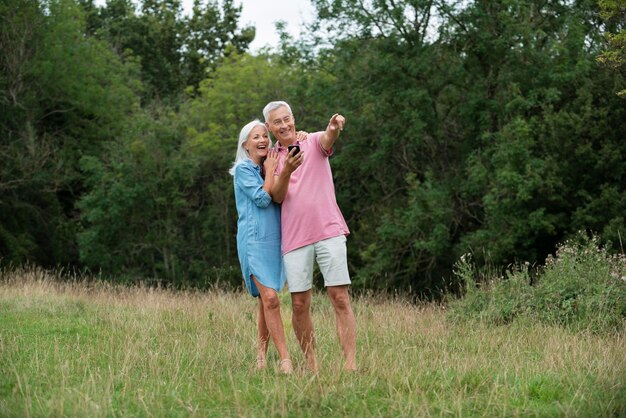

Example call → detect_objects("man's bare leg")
327 285 357 371
291 290 318 372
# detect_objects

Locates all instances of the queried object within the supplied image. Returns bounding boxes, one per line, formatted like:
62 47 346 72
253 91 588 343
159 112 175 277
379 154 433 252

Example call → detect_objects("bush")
448 233 626 334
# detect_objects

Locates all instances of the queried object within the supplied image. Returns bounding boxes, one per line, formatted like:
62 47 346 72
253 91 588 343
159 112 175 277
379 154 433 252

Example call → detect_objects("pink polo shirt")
274 132 350 255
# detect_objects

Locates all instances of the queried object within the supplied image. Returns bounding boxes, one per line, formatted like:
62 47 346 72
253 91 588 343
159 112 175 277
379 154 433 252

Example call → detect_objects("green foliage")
448 233 626 334
356 173 456 295
597 0 626 96
85 0 254 101
303 0 626 294
78 107 190 281
2 0 626 295
0 0 139 267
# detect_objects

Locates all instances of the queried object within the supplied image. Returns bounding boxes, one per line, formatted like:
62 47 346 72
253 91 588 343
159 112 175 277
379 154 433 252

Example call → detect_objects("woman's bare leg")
256 297 270 369
252 275 292 373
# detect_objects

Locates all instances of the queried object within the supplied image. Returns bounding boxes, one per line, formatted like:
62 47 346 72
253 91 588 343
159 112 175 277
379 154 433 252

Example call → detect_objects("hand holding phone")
285 144 303 173
287 144 300 156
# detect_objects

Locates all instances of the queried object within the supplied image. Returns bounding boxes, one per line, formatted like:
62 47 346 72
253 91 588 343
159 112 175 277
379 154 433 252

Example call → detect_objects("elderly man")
264 100 357 372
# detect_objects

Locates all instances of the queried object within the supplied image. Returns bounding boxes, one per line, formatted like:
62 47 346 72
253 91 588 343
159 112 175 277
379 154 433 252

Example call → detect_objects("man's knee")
291 293 311 316
329 287 351 311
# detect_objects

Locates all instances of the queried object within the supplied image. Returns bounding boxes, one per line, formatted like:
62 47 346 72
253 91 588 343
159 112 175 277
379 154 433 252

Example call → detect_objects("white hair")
229 120 272 176
262 101 293 123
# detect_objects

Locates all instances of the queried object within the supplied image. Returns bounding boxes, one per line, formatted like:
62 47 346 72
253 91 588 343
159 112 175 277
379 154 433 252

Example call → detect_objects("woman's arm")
235 164 272 208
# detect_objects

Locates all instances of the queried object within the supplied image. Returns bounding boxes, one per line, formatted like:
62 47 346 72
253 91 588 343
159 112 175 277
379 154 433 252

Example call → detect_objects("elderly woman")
230 120 303 373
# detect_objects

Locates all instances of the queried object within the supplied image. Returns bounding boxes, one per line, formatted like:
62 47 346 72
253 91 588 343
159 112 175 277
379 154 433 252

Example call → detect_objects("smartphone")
287 144 300 156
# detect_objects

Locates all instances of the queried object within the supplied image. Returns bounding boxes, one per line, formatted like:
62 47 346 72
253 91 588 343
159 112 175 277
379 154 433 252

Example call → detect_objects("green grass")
1 268 625 417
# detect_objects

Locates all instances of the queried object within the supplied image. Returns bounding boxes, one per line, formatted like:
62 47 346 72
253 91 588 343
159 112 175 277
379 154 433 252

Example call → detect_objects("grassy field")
1 268 624 417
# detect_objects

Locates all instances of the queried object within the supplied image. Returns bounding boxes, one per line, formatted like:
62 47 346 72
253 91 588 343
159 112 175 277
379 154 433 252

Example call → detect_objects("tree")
302 0 626 295
88 0 254 102
0 0 139 267
597 0 626 96
184 0 255 91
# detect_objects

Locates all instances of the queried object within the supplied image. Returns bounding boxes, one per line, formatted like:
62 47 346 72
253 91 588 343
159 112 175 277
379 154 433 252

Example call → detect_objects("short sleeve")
311 132 333 157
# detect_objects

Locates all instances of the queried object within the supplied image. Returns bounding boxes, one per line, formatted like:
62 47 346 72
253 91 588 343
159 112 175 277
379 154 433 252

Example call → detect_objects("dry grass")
1 267 625 417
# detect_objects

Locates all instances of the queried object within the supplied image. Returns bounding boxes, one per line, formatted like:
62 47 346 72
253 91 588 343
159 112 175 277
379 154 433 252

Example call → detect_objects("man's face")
266 106 296 145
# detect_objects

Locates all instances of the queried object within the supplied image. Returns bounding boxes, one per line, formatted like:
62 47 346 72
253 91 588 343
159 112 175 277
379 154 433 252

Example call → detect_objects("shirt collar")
275 140 300 152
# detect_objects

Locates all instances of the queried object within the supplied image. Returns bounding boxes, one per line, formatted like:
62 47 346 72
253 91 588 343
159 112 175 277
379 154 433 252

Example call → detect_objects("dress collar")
245 158 261 171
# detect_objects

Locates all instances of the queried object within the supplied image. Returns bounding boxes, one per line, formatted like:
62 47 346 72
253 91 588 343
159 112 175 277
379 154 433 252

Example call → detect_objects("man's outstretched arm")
320 113 346 153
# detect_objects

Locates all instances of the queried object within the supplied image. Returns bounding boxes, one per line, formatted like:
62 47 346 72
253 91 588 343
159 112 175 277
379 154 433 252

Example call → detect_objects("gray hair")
262 101 293 123
228 120 272 176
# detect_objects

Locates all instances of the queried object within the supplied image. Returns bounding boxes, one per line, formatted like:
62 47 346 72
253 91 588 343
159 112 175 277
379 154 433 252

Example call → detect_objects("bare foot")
279 358 293 374
343 359 358 372
343 365 358 372
256 356 267 370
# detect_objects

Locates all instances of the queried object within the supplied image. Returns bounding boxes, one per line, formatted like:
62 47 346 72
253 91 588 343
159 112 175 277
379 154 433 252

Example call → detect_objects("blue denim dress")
234 160 285 297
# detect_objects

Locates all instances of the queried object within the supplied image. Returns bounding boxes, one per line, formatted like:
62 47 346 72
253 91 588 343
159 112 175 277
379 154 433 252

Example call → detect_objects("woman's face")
245 125 270 164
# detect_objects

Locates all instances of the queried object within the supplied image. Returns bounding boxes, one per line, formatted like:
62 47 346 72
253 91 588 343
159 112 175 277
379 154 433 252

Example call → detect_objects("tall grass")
1 265 625 417
449 233 626 334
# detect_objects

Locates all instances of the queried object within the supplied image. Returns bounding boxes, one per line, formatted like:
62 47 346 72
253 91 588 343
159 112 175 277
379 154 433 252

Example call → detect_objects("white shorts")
283 235 351 293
